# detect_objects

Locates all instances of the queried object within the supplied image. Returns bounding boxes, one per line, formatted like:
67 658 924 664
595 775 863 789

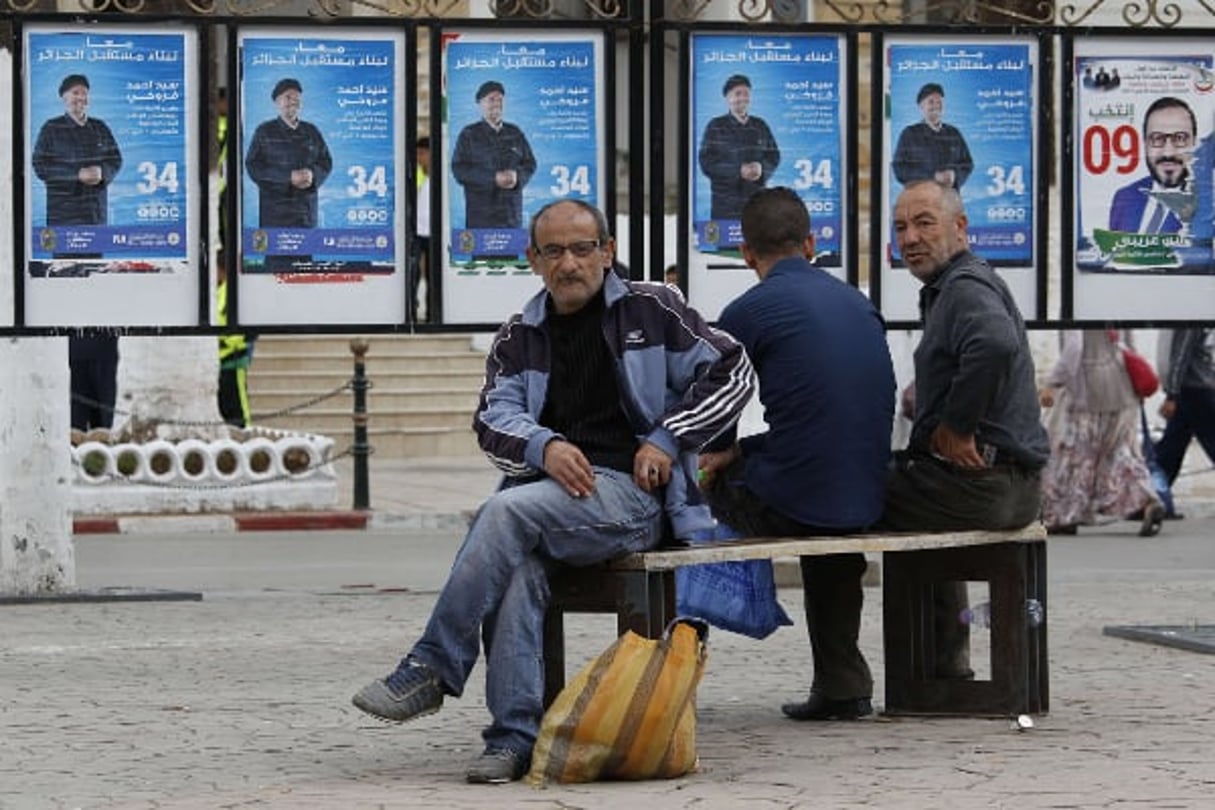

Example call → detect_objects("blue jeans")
1155 386 1215 487
407 467 664 755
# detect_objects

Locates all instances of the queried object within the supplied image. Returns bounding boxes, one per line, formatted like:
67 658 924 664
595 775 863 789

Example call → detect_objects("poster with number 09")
1073 41 1215 275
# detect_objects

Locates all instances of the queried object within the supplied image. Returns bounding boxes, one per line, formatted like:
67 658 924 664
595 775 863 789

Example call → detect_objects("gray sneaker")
466 748 529 784
351 659 443 723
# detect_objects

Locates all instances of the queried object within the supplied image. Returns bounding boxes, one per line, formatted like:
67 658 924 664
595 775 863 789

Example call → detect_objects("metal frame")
2 4 1212 336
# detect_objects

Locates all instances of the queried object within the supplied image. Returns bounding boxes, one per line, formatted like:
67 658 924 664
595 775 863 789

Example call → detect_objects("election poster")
686 32 848 320
1 38 12 328
441 30 605 325
878 34 1040 322
237 29 406 326
1070 37 1215 320
22 25 199 327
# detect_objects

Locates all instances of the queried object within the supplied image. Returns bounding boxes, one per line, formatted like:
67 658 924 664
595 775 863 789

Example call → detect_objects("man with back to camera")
697 186 896 721
1108 96 1196 234
350 199 754 784
881 179 1049 679
892 82 973 190
698 74 781 220
451 80 537 229
244 78 333 229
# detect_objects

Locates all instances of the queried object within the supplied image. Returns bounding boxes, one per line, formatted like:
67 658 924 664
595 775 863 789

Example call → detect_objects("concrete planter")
71 427 339 516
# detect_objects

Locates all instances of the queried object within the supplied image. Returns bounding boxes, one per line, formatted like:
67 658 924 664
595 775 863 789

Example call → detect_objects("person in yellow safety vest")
216 88 229 251
217 266 255 427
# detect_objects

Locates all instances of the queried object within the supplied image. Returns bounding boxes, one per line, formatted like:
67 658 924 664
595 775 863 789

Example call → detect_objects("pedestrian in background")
1038 330 1165 537
1155 327 1215 506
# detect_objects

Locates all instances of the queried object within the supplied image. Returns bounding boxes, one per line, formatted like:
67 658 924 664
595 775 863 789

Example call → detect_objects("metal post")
350 338 371 510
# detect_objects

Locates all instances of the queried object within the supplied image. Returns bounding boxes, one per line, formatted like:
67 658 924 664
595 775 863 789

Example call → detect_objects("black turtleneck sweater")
539 290 638 473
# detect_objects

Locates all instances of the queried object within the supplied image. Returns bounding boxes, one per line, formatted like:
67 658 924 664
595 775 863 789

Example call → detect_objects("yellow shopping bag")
527 619 708 785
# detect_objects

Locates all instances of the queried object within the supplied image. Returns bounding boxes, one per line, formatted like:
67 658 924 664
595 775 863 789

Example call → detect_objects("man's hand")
78 166 103 186
543 439 595 498
634 442 674 493
1159 397 1177 420
900 381 916 420
934 168 957 187
740 162 762 182
495 169 518 189
697 444 740 489
1038 387 1055 408
290 168 314 189
929 423 985 468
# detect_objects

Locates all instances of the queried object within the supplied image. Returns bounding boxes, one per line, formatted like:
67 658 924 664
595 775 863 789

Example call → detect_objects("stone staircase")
246 334 487 458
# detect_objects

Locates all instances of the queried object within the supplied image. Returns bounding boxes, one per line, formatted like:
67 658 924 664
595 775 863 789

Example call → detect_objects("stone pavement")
5 450 1215 808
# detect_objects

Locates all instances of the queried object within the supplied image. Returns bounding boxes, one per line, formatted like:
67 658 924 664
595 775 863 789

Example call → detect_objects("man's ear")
740 242 757 269
600 237 617 270
526 247 543 275
802 235 816 261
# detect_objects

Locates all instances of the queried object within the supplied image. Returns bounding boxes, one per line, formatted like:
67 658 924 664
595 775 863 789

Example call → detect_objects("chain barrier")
69 379 358 431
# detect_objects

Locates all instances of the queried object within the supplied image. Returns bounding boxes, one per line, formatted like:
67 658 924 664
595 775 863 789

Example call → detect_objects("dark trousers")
880 451 1043 677
409 236 430 322
703 461 873 700
1155 386 1215 486
69 335 119 431
218 366 250 428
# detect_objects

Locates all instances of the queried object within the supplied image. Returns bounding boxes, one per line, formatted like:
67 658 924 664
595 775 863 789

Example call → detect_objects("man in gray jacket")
882 180 1049 678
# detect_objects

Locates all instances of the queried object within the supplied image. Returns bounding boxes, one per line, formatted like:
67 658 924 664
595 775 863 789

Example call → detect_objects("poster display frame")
682 28 853 322
872 29 1047 326
234 26 407 327
438 27 608 326
1063 31 1215 322
21 22 201 328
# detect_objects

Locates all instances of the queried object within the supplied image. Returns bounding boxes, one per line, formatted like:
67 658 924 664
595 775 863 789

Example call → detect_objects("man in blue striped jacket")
352 199 754 784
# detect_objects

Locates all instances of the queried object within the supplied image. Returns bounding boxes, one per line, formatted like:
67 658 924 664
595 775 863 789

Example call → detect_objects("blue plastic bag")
674 521 793 639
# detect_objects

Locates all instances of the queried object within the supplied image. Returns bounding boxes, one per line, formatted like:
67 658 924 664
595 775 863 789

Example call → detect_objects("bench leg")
883 540 1048 716
543 568 675 707
542 608 565 708
617 570 674 638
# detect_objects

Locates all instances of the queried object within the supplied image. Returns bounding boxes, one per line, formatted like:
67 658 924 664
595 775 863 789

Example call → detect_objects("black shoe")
781 692 873 721
352 659 444 723
1138 503 1165 537
466 747 529 784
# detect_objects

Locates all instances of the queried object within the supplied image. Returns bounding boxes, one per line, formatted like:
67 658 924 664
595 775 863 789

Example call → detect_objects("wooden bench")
545 524 1048 717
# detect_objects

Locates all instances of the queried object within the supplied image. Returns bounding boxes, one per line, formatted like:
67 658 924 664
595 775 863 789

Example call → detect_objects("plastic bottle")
959 599 1044 628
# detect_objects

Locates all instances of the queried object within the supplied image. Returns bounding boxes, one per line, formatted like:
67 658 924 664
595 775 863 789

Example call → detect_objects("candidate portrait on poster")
885 39 1037 267
443 33 602 268
239 35 398 277
1073 49 1215 275
690 33 845 263
23 26 198 327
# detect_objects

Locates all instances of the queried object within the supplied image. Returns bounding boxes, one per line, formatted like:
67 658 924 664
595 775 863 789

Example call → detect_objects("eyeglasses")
1146 131 1193 148
536 240 602 260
